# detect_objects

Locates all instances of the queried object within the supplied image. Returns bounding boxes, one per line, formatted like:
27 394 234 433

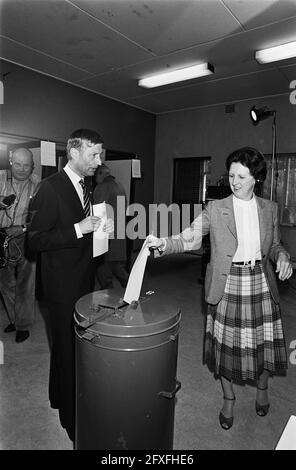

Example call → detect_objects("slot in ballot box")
74 288 181 450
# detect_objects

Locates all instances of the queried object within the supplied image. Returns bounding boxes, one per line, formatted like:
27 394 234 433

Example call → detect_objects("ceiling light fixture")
138 63 214 88
255 40 296 64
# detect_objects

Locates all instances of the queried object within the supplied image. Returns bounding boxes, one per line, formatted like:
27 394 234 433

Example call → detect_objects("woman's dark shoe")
256 385 270 417
15 330 30 343
219 396 236 430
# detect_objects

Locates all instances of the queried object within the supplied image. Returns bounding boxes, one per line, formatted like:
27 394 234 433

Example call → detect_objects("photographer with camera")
0 148 40 342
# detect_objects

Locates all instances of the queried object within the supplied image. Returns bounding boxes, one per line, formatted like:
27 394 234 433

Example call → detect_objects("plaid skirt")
204 262 288 382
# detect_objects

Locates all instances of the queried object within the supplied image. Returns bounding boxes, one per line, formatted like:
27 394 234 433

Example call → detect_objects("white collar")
233 194 256 207
64 163 83 185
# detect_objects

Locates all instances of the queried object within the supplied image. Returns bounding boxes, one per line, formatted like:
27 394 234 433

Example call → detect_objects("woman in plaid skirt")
148 147 293 430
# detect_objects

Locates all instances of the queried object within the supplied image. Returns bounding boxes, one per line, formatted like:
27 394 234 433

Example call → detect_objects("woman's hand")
147 235 165 250
276 253 293 281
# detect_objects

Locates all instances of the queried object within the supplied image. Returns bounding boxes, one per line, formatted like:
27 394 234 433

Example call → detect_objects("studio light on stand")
250 105 277 201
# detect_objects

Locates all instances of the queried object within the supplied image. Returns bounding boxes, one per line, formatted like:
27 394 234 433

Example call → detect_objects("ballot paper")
275 415 296 450
123 237 150 304
92 202 108 257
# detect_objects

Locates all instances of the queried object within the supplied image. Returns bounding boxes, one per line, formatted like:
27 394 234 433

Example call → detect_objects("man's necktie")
79 179 91 217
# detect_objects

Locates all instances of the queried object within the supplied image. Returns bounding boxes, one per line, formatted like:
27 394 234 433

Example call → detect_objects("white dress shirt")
232 195 261 266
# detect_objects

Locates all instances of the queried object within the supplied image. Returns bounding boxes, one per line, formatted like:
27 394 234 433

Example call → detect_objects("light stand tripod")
270 111 277 201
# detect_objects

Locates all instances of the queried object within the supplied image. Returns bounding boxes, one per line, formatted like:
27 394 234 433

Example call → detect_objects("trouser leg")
47 301 75 442
14 257 36 330
48 307 59 410
0 263 17 324
95 257 113 289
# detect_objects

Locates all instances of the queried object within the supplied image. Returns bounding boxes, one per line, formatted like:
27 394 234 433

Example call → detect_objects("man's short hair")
67 129 104 159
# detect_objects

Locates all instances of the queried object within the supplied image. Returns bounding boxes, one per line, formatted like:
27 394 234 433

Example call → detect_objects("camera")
0 194 16 208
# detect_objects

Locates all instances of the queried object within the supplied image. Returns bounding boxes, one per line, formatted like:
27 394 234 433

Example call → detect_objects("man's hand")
102 218 114 234
0 200 11 210
276 253 293 281
78 216 102 234
0 195 16 209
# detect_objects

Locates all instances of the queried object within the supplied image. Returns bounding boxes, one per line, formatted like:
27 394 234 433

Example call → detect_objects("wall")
154 95 296 257
0 59 156 210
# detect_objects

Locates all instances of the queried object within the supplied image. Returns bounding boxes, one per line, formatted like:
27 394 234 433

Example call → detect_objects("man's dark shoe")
4 323 16 333
16 330 30 343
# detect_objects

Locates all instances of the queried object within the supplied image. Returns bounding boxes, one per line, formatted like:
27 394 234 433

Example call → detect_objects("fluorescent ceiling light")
256 41 296 64
138 63 214 88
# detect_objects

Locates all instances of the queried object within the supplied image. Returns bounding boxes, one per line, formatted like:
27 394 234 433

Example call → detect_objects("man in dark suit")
28 129 113 442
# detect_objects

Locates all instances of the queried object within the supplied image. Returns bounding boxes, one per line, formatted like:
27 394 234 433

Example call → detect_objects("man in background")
0 148 39 343
94 164 129 289
28 129 113 442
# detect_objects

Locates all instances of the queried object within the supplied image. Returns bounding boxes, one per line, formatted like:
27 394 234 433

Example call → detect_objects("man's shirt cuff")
74 223 83 239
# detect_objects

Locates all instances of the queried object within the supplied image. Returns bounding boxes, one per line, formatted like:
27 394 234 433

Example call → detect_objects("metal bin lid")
74 288 181 338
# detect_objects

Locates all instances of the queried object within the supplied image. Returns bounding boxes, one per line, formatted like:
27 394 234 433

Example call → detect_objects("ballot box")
74 288 181 450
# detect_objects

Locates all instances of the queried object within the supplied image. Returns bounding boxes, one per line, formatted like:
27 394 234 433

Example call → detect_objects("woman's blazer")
163 195 290 305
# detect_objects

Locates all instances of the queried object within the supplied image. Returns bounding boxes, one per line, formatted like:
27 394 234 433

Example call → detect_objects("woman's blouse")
232 195 261 266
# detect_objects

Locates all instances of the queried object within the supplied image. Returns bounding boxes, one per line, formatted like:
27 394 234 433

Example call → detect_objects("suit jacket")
163 195 290 305
93 175 127 262
28 170 94 305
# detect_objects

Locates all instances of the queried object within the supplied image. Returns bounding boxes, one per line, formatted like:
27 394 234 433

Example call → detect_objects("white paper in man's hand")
92 202 108 257
123 237 150 304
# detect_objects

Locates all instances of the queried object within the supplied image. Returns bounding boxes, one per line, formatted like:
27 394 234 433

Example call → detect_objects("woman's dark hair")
225 146 267 182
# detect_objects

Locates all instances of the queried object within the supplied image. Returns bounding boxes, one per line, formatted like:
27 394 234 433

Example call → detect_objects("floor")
0 254 295 450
